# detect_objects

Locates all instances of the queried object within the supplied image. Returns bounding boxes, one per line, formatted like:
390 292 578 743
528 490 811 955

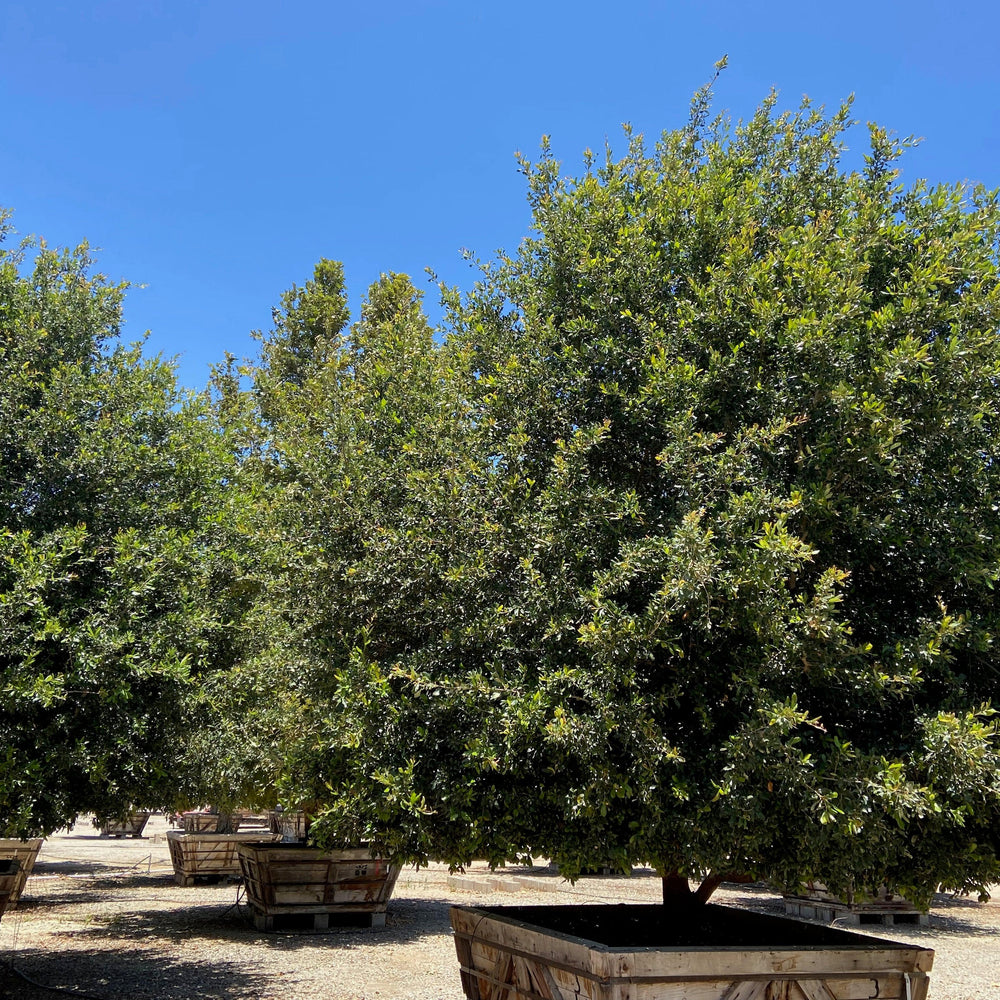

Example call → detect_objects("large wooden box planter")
166 830 280 886
237 842 401 931
0 838 43 909
98 812 151 838
450 904 934 1000
0 859 21 924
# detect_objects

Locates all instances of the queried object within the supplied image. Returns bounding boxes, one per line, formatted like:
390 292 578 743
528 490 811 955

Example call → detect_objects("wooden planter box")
166 830 281 886
784 881 929 926
451 904 934 1000
0 838 43 909
0 859 21 924
237 842 401 931
99 812 151 838
267 810 309 841
179 812 228 833
177 811 260 834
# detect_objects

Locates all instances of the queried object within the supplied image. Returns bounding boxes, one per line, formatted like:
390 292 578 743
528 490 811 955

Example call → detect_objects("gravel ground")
1 814 998 999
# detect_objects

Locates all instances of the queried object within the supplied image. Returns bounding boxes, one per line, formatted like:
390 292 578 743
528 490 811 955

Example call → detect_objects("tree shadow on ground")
54 828 154 840
0 948 263 1000
65 894 457 952
33 860 123 875
32 860 166 879
15 871 179 911
10 888 109 910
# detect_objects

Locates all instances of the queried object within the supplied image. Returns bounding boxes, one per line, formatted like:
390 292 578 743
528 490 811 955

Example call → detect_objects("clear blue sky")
2 1 997 390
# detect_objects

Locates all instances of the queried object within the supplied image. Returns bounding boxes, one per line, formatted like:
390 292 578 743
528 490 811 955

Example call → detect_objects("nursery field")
1 815 998 1000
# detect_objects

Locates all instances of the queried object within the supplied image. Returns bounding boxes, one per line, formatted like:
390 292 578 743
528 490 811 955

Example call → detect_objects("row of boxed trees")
3 86 1000 907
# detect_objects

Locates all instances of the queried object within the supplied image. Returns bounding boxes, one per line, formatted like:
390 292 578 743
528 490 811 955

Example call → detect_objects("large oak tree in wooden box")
237 75 1000 994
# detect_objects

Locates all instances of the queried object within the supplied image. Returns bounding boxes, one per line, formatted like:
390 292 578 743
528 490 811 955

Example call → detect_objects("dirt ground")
1 814 998 999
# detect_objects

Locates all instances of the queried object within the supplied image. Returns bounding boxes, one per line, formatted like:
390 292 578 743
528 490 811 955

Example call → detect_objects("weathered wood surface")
266 810 309 841
237 842 400 929
450 905 933 1000
99 812 151 838
166 830 280 886
0 838 43 908
0 859 21 924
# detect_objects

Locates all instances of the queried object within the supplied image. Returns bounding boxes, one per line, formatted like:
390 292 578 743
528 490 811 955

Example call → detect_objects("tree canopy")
252 86 1000 905
0 213 242 836
4 80 1000 907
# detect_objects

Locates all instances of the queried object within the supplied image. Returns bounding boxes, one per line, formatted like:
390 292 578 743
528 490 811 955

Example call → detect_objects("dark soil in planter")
478 902 907 949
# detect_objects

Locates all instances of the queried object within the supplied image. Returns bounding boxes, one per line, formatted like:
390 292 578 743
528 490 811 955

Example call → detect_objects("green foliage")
0 215 241 836
220 262 489 817
242 85 1000 903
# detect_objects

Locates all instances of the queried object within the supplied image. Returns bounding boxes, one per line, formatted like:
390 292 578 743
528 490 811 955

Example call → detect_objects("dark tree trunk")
662 871 746 906
661 871 694 904
215 810 237 835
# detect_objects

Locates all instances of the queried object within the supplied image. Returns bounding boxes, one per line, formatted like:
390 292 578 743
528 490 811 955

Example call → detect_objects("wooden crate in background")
0 838 43 908
179 812 226 833
237 842 400 930
266 810 309 841
99 812 151 838
166 830 280 886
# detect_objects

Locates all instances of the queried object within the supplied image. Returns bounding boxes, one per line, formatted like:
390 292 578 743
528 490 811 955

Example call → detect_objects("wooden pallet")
785 882 929 926
237 842 400 931
0 839 43 908
451 903 934 1000
783 896 930 926
167 831 281 886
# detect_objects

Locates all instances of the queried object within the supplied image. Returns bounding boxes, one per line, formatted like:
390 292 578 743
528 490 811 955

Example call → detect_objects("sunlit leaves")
0 215 239 837
242 87 1000 901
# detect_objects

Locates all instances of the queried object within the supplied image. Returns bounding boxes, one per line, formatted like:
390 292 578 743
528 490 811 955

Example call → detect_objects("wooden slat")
616 947 932 980
722 982 767 1000
795 982 841 1000
451 906 609 982
527 957 561 1000
491 951 515 1000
